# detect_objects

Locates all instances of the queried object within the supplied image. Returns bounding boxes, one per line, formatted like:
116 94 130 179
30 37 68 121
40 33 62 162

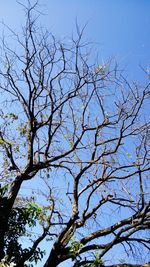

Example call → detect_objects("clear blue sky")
0 1 150 266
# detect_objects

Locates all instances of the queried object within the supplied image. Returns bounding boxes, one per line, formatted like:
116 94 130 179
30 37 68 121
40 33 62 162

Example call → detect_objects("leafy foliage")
3 198 45 265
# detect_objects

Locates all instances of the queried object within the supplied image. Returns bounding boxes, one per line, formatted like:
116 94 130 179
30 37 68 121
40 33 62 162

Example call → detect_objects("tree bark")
43 247 61 267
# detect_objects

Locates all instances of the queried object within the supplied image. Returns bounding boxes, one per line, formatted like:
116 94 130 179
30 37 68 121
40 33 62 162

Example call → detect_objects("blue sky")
0 0 150 80
0 1 150 266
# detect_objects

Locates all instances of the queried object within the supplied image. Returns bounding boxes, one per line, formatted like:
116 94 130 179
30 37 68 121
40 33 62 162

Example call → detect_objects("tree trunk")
0 204 9 260
43 247 62 267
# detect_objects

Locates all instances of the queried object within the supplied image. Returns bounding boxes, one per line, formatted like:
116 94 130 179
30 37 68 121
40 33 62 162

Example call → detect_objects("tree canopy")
0 1 149 267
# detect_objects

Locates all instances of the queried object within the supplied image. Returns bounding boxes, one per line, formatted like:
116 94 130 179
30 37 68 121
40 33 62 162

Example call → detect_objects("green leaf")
0 139 5 144
0 138 16 145
127 153 132 158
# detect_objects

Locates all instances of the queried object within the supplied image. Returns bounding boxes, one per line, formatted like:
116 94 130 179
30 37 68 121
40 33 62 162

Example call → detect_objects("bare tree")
0 1 149 267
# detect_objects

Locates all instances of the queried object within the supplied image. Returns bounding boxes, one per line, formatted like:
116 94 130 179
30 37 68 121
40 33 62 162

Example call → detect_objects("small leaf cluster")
70 238 84 255
82 252 104 267
17 123 27 137
91 253 104 267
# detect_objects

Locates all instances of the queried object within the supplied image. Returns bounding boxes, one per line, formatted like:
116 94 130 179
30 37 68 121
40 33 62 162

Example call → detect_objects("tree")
0 1 149 267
